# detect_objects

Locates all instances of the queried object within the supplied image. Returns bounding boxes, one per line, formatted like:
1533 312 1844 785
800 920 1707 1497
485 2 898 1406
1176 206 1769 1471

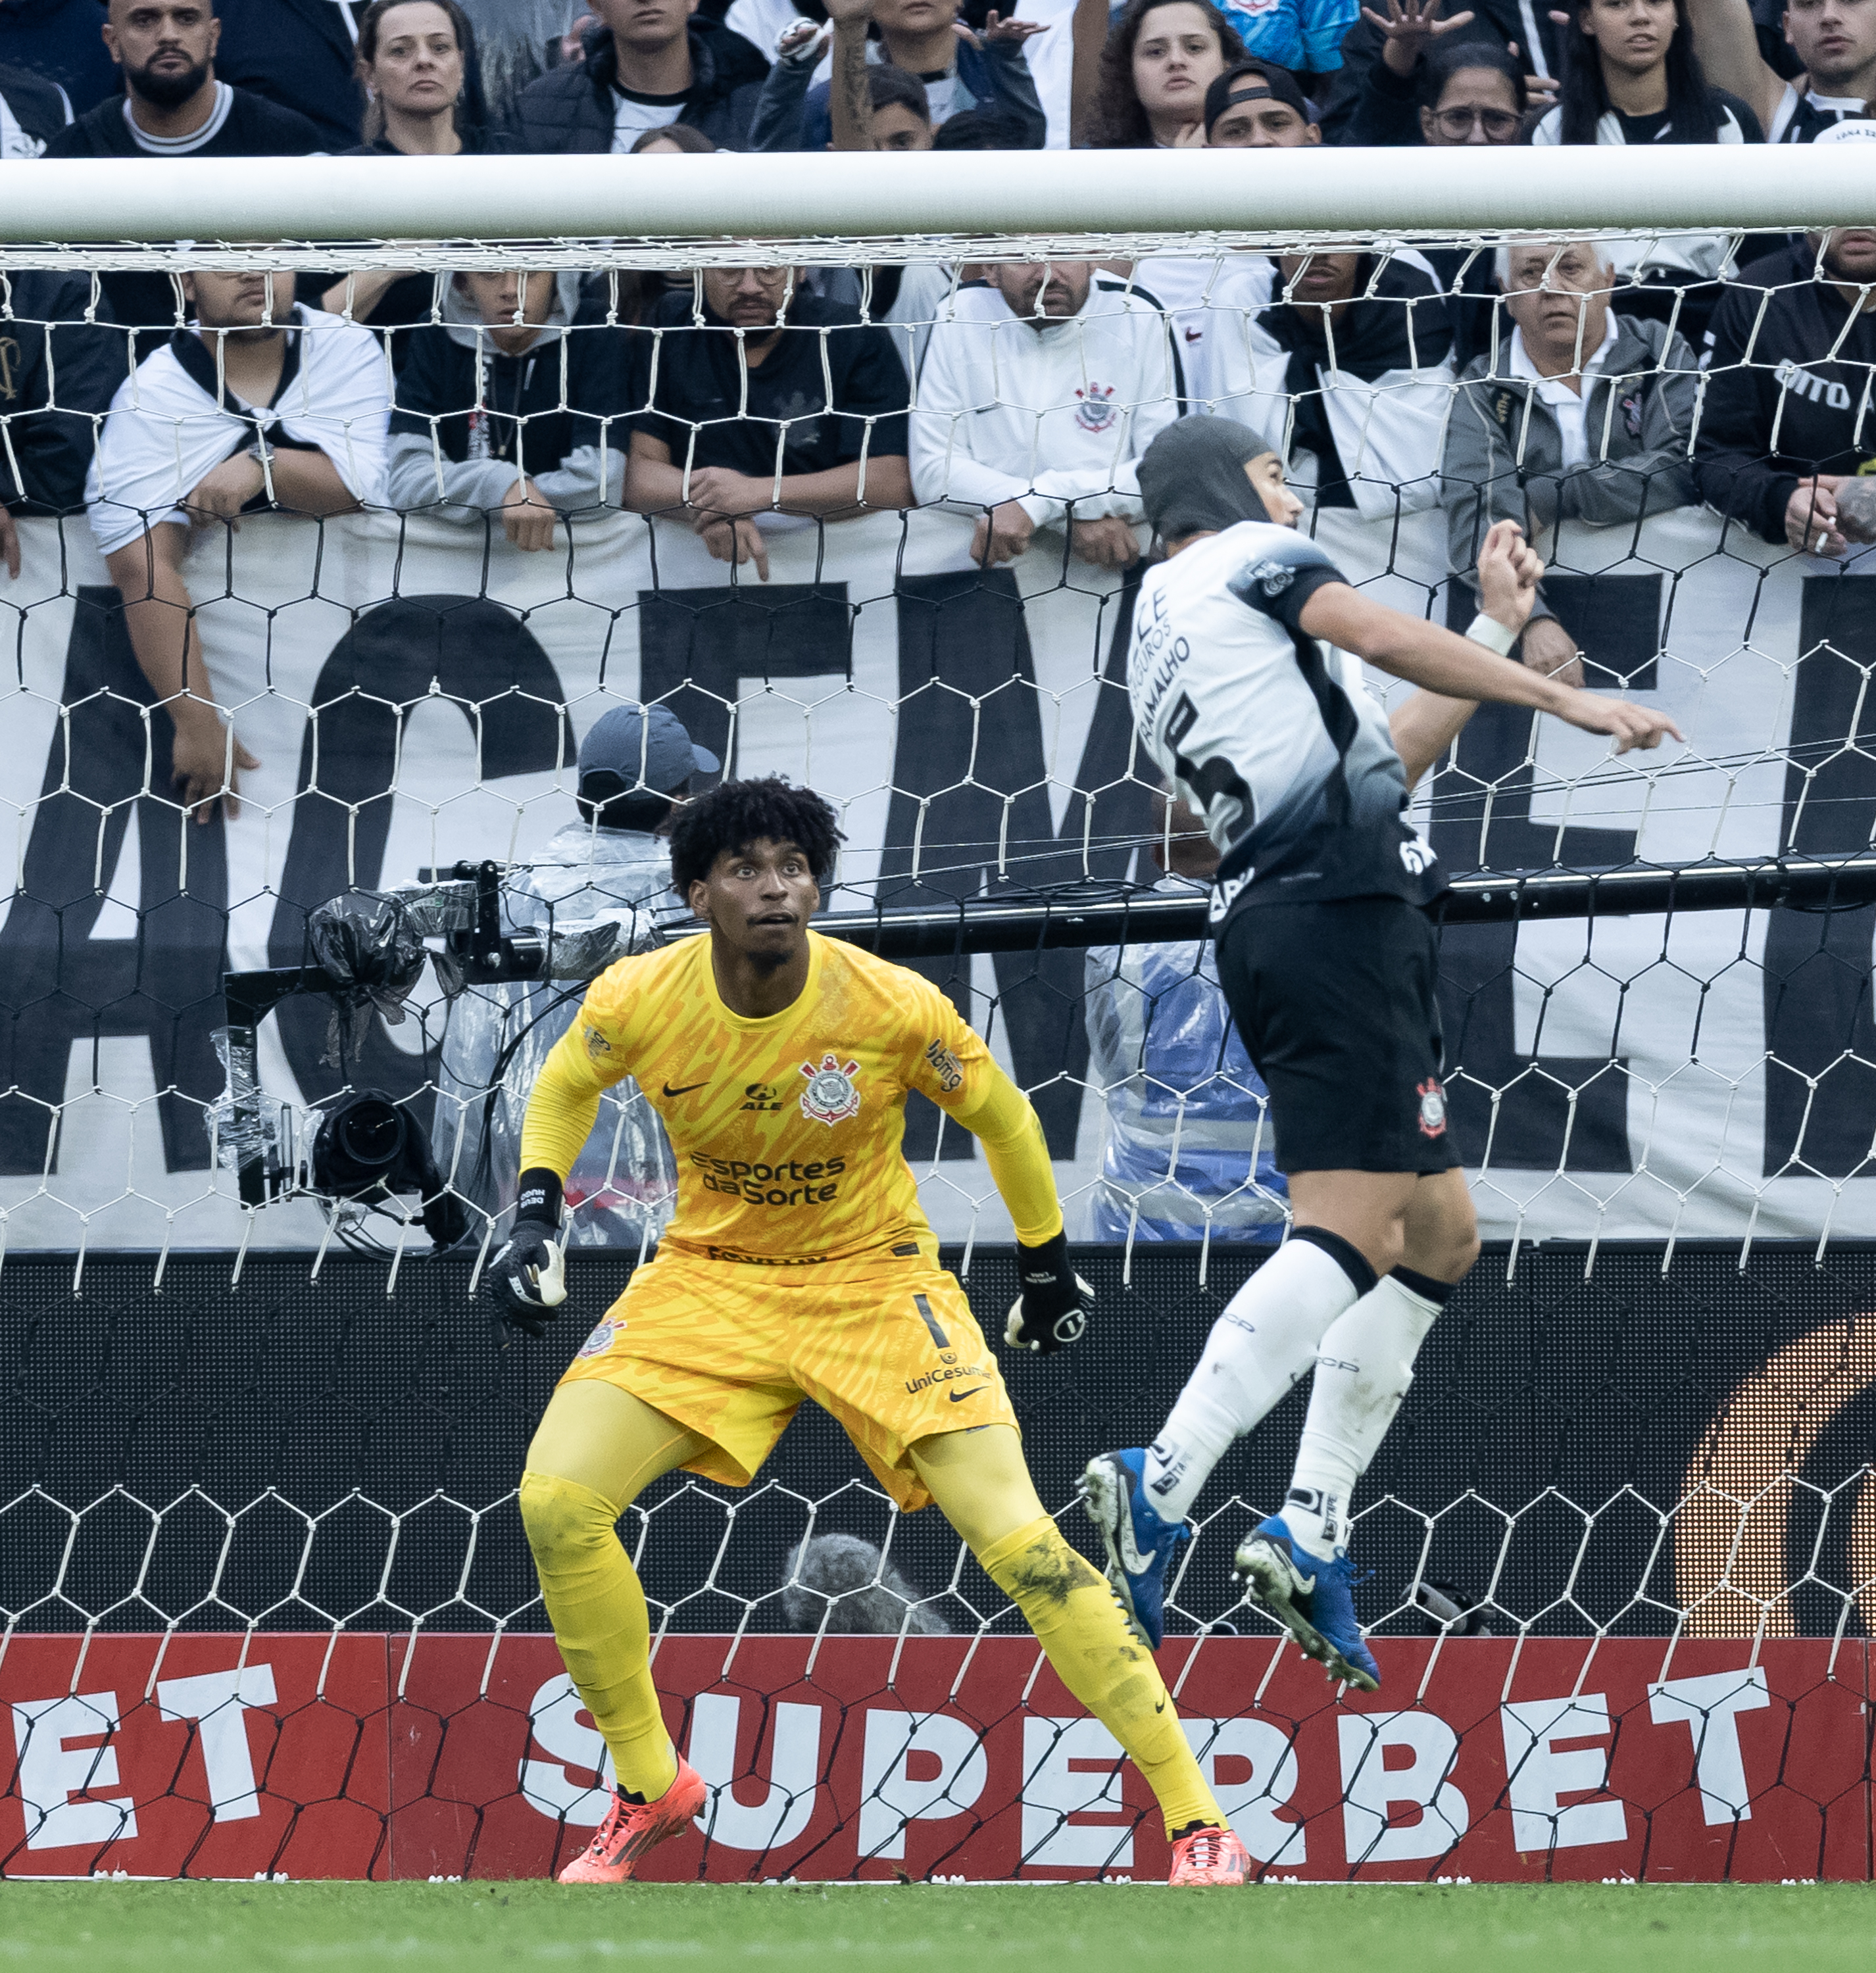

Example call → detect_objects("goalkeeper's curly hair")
668 776 845 895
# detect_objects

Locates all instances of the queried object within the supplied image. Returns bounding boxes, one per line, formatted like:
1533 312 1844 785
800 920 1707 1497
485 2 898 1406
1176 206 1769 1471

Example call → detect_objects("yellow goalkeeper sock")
519 1469 678 1803
980 1515 1223 1839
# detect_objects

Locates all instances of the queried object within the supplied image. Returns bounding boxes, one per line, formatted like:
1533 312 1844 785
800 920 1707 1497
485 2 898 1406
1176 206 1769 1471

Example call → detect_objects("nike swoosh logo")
661 1081 708 1098
947 1386 986 1403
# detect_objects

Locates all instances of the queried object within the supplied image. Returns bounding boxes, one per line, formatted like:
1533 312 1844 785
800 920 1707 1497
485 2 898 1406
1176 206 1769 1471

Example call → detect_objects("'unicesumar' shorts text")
556 1237 1016 1511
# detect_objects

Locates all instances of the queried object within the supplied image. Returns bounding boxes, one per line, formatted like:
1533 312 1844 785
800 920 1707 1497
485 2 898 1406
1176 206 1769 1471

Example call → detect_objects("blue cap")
577 704 720 800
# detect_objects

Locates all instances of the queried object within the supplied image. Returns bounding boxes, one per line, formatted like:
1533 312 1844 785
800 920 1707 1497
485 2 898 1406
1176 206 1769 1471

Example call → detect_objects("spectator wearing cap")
434 702 718 1248
1127 62 1314 398
0 53 68 153
624 264 914 580
0 0 120 116
752 0 1048 150
1696 167 1876 557
387 269 636 549
1083 793 1288 1246
43 2 324 336
514 0 771 153
1201 54 1321 137
1198 245 1458 519
1444 238 1699 687
0 268 128 581
911 259 1183 571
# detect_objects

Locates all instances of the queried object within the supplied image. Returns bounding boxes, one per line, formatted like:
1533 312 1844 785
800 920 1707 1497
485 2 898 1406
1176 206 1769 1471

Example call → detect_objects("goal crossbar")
4 148 1874 270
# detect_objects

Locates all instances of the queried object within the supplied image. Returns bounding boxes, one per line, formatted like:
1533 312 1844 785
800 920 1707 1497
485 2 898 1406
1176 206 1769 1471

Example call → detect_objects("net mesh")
2 224 1874 1880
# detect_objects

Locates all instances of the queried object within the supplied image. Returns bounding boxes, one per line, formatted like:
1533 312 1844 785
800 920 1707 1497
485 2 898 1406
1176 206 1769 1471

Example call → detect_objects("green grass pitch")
0 1881 1869 1972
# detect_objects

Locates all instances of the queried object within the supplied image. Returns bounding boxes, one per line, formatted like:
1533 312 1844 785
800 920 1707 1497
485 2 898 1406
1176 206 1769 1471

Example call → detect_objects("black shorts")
1215 895 1460 1177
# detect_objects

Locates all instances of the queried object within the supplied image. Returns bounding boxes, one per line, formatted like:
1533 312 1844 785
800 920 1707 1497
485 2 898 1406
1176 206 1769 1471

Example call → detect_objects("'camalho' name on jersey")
542 931 1000 1263
1127 521 1444 914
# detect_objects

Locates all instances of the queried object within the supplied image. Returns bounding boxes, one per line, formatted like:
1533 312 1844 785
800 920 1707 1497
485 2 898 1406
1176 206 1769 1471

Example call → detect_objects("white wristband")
1465 612 1518 658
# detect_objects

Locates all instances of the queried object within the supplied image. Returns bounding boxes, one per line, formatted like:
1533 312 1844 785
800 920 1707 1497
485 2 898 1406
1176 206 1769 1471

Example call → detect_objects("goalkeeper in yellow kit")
491 775 1247 1888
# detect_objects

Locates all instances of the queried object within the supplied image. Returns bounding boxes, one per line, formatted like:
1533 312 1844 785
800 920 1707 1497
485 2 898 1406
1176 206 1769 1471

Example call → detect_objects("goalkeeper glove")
489 1169 568 1341
1004 1230 1093 1354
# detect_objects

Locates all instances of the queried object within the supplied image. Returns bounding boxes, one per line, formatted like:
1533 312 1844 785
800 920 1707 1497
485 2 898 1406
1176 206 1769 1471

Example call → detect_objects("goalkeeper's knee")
519 1469 618 1575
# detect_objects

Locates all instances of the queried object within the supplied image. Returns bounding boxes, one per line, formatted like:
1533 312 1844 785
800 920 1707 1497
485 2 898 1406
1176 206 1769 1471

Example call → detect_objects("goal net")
1 151 1873 1882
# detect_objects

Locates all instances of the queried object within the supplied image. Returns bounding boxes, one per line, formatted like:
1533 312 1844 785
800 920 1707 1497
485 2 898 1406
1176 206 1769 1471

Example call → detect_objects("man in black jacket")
43 1 324 331
1 53 68 152
0 268 130 577
515 0 768 152
210 0 368 151
1696 228 1876 554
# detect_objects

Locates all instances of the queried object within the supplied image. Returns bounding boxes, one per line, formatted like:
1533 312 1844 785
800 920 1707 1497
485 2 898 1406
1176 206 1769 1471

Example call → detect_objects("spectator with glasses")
1339 9 1529 142
1339 37 1527 364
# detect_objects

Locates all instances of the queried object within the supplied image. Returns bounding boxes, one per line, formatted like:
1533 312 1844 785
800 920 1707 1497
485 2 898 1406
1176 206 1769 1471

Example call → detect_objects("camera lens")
334 1097 403 1174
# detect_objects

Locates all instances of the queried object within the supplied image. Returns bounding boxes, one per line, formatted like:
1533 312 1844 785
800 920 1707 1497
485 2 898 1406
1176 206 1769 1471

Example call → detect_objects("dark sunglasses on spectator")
1433 105 1521 141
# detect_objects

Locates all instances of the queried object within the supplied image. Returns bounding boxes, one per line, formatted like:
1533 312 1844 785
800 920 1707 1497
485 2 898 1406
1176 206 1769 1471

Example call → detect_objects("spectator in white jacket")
1195 246 1457 519
910 260 1184 570
87 269 389 823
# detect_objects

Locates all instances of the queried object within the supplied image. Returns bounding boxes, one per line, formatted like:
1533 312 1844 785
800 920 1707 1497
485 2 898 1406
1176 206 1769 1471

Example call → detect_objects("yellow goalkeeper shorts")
556 1240 1018 1511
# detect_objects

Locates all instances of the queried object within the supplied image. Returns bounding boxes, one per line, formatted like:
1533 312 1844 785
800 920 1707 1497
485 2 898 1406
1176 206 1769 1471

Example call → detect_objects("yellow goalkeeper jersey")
520 930 1060 1264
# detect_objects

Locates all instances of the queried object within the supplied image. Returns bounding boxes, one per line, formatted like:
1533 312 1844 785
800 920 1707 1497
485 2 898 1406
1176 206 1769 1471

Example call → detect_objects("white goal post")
3 147 1875 268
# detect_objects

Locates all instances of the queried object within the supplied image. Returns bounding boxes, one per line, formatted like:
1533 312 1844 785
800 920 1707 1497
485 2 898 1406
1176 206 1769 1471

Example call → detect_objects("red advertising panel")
5 1635 1868 1882
0 1635 390 1878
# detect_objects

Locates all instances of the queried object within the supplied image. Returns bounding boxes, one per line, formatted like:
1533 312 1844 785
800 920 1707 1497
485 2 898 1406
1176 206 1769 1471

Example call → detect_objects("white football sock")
1283 1270 1446 1562
1141 1234 1371 1524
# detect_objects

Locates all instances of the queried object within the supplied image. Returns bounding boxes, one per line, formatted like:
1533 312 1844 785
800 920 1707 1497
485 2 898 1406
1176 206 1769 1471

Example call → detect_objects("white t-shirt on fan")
612 89 687 151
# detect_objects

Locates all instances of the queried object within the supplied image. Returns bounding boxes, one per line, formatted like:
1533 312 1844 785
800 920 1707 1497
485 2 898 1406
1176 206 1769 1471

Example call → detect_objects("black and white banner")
1 501 1871 1248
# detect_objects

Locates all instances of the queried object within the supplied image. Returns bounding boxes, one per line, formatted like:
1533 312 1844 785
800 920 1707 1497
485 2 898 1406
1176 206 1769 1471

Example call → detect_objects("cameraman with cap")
433 702 720 1248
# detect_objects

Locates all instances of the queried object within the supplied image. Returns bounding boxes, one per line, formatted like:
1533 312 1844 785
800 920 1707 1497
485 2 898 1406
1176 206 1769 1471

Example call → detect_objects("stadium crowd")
2 0 1873 1239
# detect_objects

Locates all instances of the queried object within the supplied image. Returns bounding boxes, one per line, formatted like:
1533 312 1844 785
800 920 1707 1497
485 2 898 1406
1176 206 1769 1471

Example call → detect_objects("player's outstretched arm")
946 1061 1094 1354
1300 560 1684 758
1389 520 1544 789
488 1019 610 1341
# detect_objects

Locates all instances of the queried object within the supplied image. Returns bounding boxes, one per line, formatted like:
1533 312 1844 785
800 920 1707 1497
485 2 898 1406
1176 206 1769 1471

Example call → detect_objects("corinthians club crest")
799 1053 862 1126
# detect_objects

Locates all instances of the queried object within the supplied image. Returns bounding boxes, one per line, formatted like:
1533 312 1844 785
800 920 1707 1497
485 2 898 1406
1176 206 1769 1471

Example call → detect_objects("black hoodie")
1695 241 1876 544
514 19 769 155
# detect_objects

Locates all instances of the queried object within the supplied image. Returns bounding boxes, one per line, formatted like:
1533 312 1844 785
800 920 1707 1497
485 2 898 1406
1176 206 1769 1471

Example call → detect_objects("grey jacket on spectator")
1443 312 1699 621
514 19 769 153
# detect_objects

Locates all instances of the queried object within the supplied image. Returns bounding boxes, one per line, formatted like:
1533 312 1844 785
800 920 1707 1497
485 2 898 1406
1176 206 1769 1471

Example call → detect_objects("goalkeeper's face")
688 838 820 971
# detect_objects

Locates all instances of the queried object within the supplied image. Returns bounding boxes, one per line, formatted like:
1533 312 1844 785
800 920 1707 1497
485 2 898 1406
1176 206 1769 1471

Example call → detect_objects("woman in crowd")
1342 0 1528 143
1531 0 1761 335
1089 0 1248 145
318 0 522 363
1339 35 1527 365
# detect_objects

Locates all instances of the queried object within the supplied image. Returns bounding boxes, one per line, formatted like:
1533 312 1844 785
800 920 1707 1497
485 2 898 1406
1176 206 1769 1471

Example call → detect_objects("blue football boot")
1081 1448 1191 1649
1234 1515 1381 1691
